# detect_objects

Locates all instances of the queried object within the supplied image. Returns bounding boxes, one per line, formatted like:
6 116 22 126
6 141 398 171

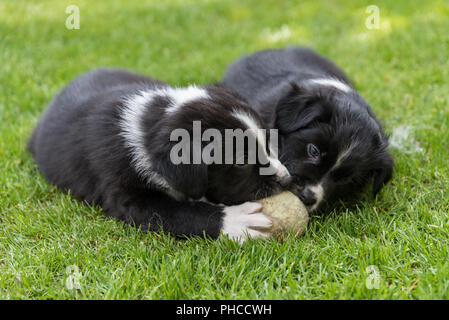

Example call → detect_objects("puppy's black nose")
299 189 316 206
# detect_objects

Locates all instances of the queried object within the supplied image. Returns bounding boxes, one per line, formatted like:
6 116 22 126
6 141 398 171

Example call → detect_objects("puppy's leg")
102 191 274 242
221 202 274 243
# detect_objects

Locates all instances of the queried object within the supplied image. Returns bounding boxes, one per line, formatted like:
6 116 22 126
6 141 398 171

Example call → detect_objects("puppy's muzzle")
299 188 317 206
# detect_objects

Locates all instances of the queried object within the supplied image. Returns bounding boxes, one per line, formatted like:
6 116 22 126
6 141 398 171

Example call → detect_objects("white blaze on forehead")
330 144 357 172
165 85 209 113
307 144 358 211
308 78 352 93
309 183 324 211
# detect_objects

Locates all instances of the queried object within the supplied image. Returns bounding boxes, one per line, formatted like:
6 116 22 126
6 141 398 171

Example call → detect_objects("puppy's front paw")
221 202 274 243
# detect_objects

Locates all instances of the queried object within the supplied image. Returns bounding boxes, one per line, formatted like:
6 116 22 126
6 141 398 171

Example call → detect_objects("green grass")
1 0 448 299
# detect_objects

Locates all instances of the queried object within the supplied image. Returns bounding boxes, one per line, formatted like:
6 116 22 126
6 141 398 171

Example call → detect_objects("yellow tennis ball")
257 191 309 237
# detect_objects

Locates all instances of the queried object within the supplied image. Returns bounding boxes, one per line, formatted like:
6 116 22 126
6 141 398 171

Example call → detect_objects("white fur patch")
231 110 289 179
221 202 273 243
120 90 156 178
231 110 263 137
119 90 181 198
330 144 357 172
165 85 209 113
308 78 352 93
270 158 290 179
309 183 324 212
231 109 267 157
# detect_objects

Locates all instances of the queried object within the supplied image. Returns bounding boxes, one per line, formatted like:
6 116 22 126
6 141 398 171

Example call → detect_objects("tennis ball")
257 191 309 237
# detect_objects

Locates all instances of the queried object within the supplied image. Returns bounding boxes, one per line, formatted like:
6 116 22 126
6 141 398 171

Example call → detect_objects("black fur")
222 47 394 210
29 68 283 239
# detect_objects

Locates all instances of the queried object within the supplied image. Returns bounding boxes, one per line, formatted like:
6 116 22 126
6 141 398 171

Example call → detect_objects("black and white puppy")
222 47 394 211
29 68 290 242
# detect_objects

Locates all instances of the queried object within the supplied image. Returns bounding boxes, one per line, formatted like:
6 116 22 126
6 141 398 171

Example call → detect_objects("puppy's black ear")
160 162 208 200
275 82 331 134
372 150 394 197
152 136 208 200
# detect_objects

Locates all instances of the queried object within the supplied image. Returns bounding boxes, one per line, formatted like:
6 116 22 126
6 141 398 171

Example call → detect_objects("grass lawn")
1 0 448 299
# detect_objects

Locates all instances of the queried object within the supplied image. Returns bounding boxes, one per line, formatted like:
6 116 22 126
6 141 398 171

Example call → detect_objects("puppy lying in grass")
222 47 394 211
29 68 291 243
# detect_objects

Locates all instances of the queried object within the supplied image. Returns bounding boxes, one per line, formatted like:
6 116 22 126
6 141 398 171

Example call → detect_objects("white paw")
220 202 274 244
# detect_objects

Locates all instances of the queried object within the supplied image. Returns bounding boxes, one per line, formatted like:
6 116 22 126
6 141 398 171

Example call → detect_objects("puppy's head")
275 81 393 211
151 86 290 205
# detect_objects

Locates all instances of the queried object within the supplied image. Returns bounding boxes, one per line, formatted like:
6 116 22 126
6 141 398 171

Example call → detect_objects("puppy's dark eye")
307 144 320 158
